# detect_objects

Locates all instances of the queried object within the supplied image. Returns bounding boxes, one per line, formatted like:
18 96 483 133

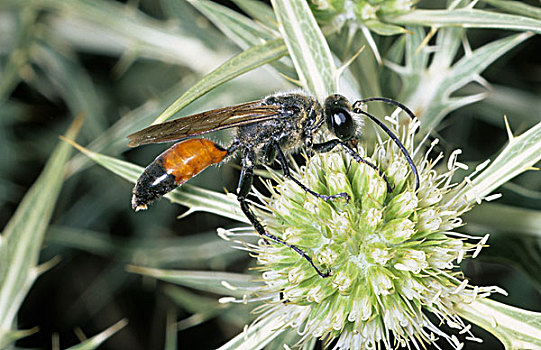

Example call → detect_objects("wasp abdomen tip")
134 204 148 212
131 161 178 212
131 195 148 211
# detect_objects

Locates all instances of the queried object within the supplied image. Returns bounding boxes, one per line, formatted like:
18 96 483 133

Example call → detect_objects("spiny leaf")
464 203 541 237
0 115 83 347
32 44 106 138
48 226 245 266
188 0 295 78
153 39 287 124
364 20 408 36
32 0 232 70
457 298 541 350
66 319 128 350
189 0 275 47
386 8 541 34
458 122 541 205
397 30 532 132
481 0 541 19
271 0 337 100
60 138 247 222
231 0 277 26
127 266 260 297
217 315 286 350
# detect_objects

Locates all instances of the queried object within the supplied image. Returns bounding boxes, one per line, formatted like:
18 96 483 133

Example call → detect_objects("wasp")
127 92 420 277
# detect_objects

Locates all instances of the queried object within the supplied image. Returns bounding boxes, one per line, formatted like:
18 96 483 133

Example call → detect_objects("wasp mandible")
127 92 420 277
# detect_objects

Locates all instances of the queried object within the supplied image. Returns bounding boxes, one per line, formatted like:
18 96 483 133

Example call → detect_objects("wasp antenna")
353 97 418 122
354 108 420 190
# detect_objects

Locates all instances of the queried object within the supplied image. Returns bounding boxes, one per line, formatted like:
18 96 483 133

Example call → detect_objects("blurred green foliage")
0 0 539 349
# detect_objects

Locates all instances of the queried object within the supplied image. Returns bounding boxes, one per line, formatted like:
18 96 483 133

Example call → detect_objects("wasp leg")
312 139 393 193
237 156 330 278
274 143 350 203
352 98 420 190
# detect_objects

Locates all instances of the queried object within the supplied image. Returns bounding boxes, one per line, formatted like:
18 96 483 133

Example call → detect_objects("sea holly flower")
308 0 414 35
221 113 506 349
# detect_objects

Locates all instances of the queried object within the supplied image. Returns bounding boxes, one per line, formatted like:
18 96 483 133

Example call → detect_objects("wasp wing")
127 101 280 147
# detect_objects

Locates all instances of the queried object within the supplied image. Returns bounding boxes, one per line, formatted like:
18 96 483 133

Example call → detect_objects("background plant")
0 0 539 349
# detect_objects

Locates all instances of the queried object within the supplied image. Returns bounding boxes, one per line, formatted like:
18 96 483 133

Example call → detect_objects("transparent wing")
127 101 281 147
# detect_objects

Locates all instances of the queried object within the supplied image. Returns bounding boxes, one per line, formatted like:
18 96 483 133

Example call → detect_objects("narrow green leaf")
0 9 38 103
403 27 468 122
127 266 261 297
217 315 286 350
429 27 464 74
0 116 83 347
175 312 222 332
467 85 541 127
446 32 532 93
480 0 541 20
153 39 287 124
164 310 177 350
66 319 128 350
232 0 277 26
464 203 541 237
265 328 308 350
458 122 541 206
61 138 247 222
164 285 223 315
32 44 106 138
188 0 296 79
457 298 541 350
189 0 274 48
272 0 337 100
401 31 532 132
386 9 541 34
48 226 117 257
364 20 408 36
66 80 188 176
28 0 233 71
48 226 245 266
165 285 252 332
160 0 227 47
0 328 38 348
391 26 430 101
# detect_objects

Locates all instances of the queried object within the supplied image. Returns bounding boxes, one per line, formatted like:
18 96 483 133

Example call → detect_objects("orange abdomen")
158 138 228 184
132 138 228 211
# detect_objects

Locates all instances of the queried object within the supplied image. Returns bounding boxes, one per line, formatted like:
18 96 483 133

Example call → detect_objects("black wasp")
127 92 420 277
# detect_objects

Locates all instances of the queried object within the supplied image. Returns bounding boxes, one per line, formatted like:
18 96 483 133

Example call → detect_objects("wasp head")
324 94 359 141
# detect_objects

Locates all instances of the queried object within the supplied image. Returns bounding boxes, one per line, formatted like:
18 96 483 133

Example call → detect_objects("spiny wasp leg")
274 143 350 203
312 139 394 193
237 160 330 278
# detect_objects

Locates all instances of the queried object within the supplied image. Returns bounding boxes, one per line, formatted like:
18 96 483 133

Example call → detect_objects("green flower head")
309 0 414 27
224 114 504 349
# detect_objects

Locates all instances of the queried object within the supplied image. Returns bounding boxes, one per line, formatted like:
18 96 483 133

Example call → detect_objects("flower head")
309 0 414 28
221 113 505 349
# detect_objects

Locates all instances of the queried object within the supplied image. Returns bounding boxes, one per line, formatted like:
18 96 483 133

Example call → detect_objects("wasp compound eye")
324 94 355 141
330 107 355 140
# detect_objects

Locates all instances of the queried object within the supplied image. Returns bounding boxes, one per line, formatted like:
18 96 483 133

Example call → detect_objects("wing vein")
127 101 281 147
